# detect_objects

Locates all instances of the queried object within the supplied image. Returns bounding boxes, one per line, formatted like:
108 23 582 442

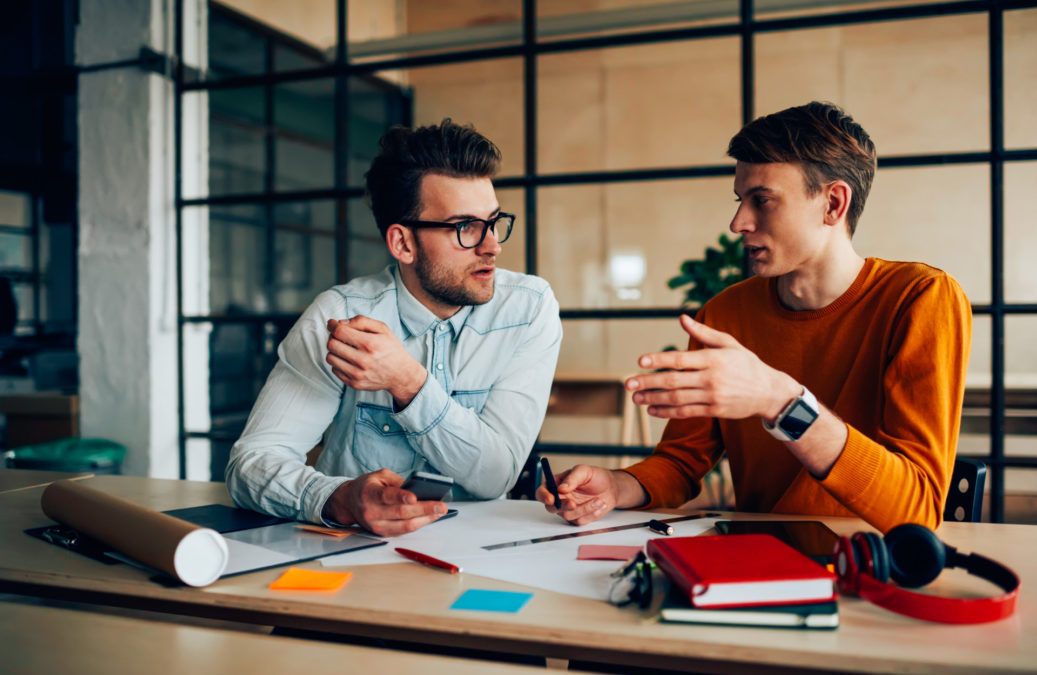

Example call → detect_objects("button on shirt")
226 265 563 523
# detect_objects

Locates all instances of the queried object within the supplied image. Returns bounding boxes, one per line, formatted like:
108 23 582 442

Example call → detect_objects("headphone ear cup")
885 523 946 588
850 532 877 577
861 532 890 582
833 535 860 594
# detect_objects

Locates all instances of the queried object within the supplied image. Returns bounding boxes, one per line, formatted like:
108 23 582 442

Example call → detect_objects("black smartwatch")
762 386 820 442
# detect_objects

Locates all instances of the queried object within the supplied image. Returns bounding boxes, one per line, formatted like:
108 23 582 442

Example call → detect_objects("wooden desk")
0 601 537 675
1 475 1034 674
0 468 92 494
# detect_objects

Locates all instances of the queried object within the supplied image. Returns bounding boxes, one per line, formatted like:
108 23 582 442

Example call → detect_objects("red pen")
395 547 463 574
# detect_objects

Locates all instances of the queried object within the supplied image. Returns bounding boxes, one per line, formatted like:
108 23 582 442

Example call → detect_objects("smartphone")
713 520 839 563
400 471 454 502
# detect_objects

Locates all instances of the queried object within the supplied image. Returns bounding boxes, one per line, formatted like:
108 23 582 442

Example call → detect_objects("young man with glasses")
538 102 971 534
227 119 562 536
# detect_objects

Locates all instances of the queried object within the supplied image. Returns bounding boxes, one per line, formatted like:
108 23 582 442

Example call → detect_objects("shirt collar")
393 265 472 340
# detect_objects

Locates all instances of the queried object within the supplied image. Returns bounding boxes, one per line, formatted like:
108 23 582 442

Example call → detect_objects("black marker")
540 457 563 509
647 519 673 536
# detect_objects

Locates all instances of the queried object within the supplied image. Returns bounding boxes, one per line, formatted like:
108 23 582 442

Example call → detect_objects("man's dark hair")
727 101 877 235
365 118 502 238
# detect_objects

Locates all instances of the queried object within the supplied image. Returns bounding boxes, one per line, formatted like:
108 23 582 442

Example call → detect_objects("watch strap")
762 386 819 441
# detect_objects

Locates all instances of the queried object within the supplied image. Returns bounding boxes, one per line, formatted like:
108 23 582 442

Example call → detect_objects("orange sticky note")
296 524 354 538
269 567 352 591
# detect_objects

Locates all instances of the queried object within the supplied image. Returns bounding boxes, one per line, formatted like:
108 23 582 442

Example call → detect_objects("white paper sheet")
319 499 717 600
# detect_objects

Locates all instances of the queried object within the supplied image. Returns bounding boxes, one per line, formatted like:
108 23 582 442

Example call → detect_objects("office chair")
508 451 540 500
944 457 987 523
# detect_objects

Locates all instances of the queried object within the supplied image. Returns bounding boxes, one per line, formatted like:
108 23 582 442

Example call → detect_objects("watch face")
780 399 819 440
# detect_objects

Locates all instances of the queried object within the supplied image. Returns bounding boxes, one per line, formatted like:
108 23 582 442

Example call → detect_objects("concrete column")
77 0 208 478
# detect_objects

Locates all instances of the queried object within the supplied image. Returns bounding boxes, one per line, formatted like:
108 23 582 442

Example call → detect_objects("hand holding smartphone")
400 471 454 502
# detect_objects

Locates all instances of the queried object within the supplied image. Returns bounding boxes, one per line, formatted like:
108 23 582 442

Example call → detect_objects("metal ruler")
481 512 721 551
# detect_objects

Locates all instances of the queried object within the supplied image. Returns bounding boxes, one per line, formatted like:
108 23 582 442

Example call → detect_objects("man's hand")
535 464 648 525
322 469 447 536
326 316 428 409
625 314 800 421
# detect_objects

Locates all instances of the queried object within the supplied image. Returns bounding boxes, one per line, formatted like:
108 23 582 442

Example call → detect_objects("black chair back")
944 458 987 523
508 450 541 500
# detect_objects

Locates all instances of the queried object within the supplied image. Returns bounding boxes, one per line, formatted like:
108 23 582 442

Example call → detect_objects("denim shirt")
225 265 562 523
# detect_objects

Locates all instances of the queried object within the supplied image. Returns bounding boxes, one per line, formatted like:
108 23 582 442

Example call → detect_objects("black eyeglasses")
608 550 655 609
399 212 515 249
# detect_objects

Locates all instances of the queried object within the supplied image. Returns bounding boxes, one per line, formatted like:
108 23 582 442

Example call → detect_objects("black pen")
647 519 673 536
540 457 563 509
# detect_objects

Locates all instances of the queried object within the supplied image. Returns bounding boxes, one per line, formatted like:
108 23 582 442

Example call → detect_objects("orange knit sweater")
624 258 972 532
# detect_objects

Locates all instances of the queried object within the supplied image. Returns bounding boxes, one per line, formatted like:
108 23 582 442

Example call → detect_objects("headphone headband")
836 526 1020 625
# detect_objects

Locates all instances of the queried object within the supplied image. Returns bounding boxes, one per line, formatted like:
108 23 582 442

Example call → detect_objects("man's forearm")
782 406 848 479
762 373 847 479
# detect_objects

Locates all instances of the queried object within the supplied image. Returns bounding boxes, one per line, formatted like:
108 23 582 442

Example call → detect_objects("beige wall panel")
538 0 616 18
755 29 844 113
556 319 609 374
538 67 607 173
602 39 740 169
603 178 736 306
1006 315 1037 387
967 315 991 388
349 0 404 42
1006 9 1037 149
409 60 525 177
855 164 991 303
842 16 988 154
538 178 733 309
538 185 607 308
539 40 740 173
406 0 519 35
495 187 526 273
758 15 988 155
220 0 337 48
1005 163 1037 304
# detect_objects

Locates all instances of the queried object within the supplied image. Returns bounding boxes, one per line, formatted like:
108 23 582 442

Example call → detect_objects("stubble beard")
414 249 495 307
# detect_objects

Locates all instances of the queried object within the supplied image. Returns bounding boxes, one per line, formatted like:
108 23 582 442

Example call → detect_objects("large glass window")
179 1 1037 522
0 190 35 335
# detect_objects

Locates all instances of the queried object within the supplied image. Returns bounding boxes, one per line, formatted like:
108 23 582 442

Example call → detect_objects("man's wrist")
322 480 355 525
762 372 802 424
612 469 649 509
391 364 428 410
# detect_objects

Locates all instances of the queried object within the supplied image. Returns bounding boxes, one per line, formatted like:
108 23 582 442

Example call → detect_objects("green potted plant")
667 233 745 310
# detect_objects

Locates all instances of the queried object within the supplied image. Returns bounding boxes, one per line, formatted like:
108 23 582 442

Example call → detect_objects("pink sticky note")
577 545 642 561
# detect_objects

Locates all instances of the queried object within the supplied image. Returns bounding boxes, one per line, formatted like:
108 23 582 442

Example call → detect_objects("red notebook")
647 534 836 609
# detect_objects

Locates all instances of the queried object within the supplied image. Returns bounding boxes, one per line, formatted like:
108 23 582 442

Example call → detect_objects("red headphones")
834 523 1020 624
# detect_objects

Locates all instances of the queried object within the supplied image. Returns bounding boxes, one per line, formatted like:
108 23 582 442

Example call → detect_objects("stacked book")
647 534 838 629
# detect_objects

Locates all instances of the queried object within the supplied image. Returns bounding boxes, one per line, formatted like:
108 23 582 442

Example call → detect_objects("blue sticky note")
450 589 533 613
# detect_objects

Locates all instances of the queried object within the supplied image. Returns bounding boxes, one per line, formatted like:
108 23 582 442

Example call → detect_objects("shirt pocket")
353 403 419 475
451 389 490 414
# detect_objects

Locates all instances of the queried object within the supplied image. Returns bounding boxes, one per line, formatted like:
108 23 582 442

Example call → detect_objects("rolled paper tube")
41 480 228 587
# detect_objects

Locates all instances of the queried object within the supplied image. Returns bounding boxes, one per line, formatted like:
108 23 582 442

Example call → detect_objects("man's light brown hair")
727 101 877 235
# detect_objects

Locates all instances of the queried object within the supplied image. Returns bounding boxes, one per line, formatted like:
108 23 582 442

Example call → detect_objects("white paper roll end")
174 528 229 587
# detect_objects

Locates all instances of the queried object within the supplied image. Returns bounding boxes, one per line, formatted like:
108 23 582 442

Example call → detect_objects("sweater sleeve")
621 305 726 509
818 273 972 532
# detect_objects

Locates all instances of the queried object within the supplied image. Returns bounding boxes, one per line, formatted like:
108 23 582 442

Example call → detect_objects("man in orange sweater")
538 102 971 533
